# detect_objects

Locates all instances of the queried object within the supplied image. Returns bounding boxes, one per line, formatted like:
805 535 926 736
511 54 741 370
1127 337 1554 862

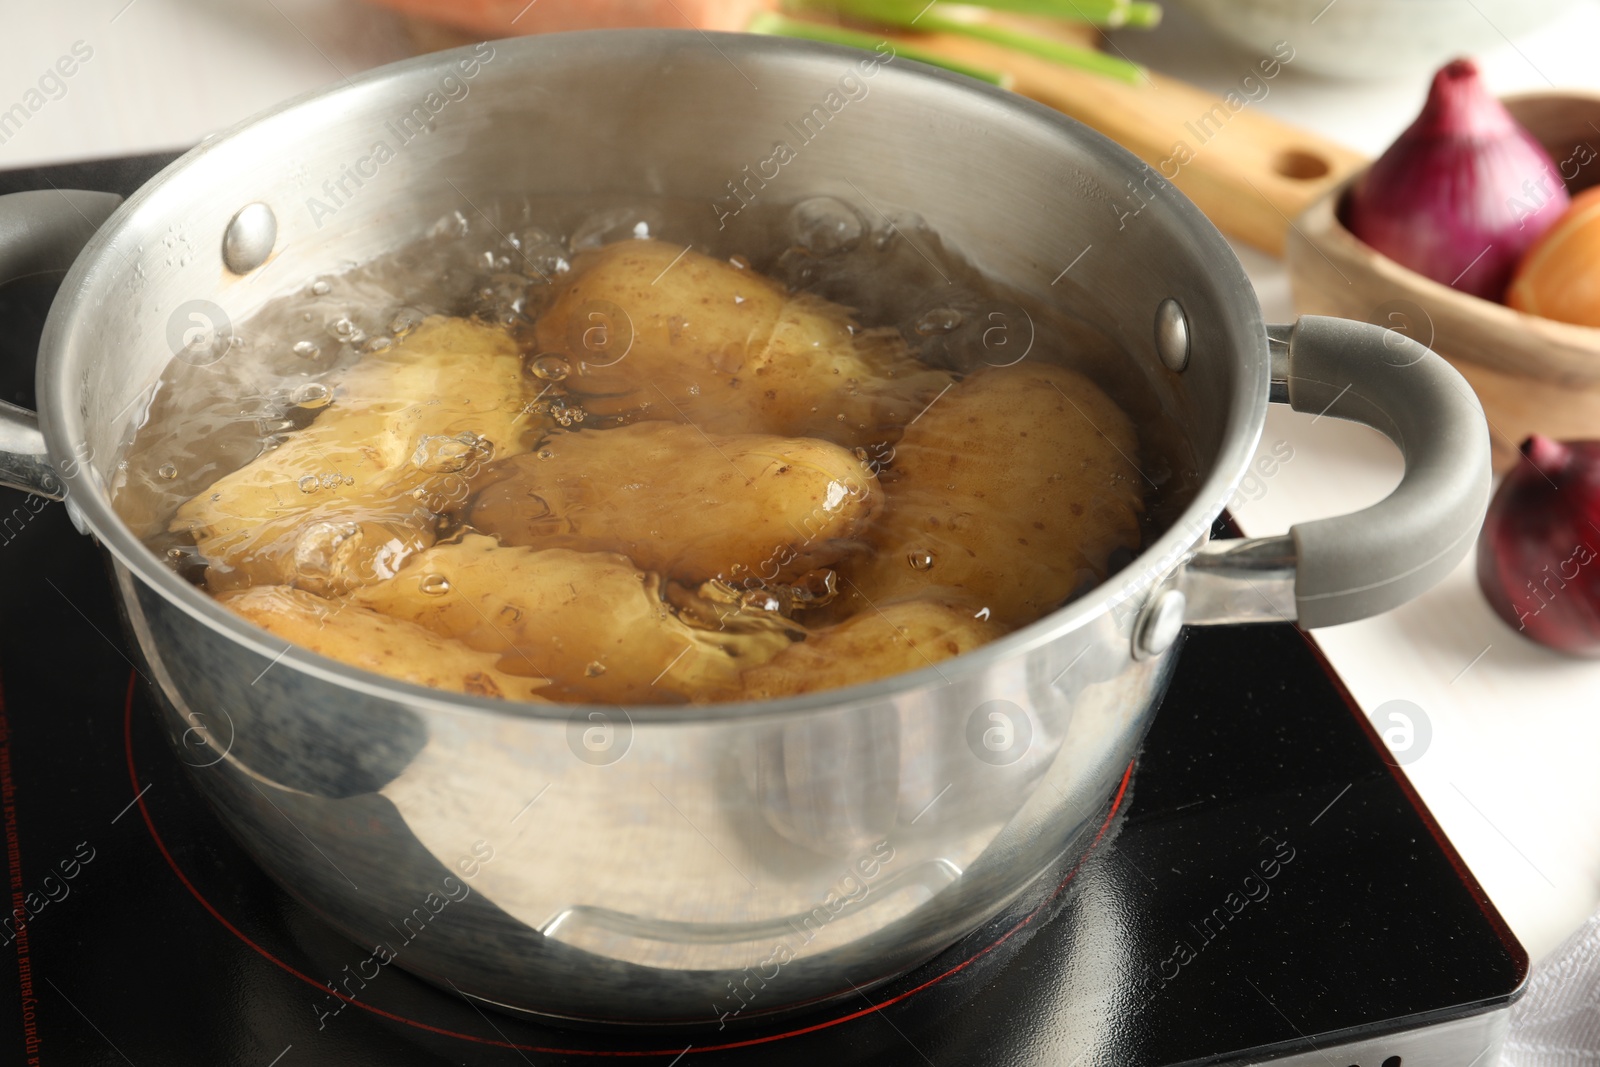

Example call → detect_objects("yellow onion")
1506 185 1600 325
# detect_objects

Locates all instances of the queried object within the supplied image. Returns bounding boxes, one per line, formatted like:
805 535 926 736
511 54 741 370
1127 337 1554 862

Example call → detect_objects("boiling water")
111 194 1201 700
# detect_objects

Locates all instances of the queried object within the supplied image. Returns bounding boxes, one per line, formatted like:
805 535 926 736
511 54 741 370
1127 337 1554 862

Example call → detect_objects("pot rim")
39 30 1268 724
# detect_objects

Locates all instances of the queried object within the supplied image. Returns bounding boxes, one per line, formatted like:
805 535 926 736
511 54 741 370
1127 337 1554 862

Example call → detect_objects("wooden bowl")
1286 91 1600 471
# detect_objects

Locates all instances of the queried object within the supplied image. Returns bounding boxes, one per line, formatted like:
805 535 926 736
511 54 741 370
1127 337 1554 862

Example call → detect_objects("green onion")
788 0 1144 81
748 12 1014 87
790 0 1161 30
960 0 1161 28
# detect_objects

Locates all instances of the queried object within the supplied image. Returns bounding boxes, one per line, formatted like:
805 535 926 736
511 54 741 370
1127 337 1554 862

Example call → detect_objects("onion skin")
1344 58 1569 301
1505 186 1600 326
1476 435 1600 657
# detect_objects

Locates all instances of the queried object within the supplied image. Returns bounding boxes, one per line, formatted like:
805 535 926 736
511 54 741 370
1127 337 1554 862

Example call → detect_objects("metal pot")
0 31 1488 1026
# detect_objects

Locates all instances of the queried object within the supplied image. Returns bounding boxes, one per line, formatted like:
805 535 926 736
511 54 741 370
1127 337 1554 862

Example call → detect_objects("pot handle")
0 189 124 500
1181 315 1491 629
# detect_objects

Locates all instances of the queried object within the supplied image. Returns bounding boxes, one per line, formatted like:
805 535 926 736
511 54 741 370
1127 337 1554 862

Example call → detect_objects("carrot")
365 0 776 35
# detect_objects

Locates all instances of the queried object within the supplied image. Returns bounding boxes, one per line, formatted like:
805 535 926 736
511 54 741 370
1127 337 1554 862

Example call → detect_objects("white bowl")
1173 0 1579 80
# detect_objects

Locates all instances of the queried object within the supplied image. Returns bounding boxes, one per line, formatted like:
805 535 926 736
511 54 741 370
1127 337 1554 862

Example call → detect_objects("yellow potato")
742 599 1003 698
467 421 882 584
533 240 951 444
221 585 549 702
351 535 792 703
172 316 532 596
837 363 1143 628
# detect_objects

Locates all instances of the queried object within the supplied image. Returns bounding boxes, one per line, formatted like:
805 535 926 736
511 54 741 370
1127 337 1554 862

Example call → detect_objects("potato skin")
742 599 1002 699
173 317 530 596
468 421 882 585
221 585 549 702
837 363 1144 628
351 535 792 703
534 240 951 444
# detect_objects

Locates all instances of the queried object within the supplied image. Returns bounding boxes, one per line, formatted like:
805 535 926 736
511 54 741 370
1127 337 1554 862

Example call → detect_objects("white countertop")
7 0 1600 965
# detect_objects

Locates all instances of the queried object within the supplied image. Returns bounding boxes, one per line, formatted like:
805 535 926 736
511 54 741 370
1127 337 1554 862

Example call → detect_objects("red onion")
1477 436 1600 657
1344 58 1569 301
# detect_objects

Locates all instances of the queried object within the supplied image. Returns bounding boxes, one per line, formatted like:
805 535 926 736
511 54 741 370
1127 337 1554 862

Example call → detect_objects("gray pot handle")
0 189 124 500
1181 315 1491 629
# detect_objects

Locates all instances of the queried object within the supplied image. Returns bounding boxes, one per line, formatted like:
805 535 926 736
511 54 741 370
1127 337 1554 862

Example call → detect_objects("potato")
172 316 531 596
743 599 1002 699
221 585 549 702
467 421 882 584
351 534 793 703
836 363 1143 628
533 240 951 444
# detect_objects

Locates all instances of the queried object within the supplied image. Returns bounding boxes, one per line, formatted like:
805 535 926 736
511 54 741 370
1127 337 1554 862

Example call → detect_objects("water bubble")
777 248 820 287
584 661 608 678
522 245 571 279
329 317 365 344
915 308 964 336
310 280 332 296
528 354 570 382
297 474 319 493
419 574 452 596
411 431 490 473
908 550 935 571
536 448 555 461
291 383 332 410
513 227 553 250
790 196 866 256
475 274 529 319
428 210 470 239
366 336 393 353
546 397 587 428
157 464 178 480
292 340 321 359
389 307 426 337
570 207 662 252
741 591 782 613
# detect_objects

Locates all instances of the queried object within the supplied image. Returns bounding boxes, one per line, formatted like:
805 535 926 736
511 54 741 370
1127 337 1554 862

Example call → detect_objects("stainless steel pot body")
0 31 1489 1025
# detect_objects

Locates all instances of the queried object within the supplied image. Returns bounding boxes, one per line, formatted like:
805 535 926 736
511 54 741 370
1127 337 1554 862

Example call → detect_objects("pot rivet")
1155 298 1190 373
1135 588 1186 659
223 202 277 274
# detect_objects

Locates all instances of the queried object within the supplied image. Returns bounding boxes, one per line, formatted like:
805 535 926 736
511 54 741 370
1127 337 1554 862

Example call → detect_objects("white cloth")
1504 910 1600 1066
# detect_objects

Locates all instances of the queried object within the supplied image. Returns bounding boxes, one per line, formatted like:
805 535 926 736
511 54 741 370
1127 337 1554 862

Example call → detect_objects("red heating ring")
123 671 1134 1058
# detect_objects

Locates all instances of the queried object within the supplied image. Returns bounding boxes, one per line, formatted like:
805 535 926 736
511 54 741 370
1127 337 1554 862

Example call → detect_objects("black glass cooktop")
0 154 1524 1066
